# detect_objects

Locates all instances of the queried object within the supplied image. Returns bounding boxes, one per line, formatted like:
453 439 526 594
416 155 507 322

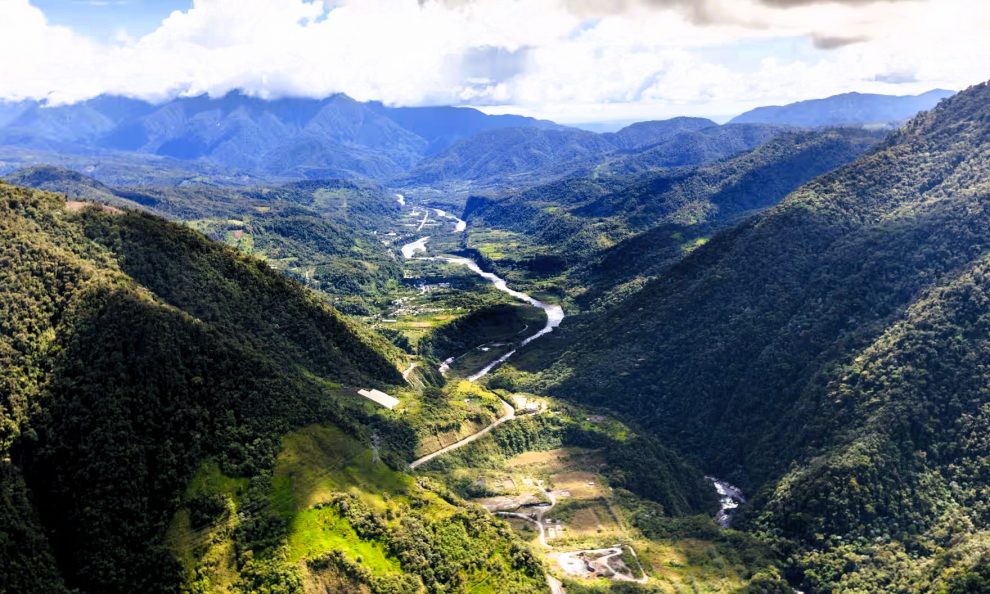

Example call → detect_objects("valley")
366 191 766 593
3 55 989 594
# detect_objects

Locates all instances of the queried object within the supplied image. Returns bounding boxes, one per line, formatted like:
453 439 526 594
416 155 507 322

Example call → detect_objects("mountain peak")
729 88 955 127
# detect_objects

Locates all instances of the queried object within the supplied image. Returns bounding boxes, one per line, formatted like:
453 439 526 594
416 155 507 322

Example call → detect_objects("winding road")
401 362 418 383
496 489 557 547
395 198 642 593
400 229 563 465
409 398 515 469
554 547 648 584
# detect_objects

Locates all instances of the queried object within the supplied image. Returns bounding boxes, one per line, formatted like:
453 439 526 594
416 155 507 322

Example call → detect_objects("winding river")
396 200 732 592
400 235 565 380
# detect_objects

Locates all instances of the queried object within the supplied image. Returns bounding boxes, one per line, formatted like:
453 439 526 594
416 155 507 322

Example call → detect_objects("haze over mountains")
0 92 559 181
0 88 952 187
730 88 954 128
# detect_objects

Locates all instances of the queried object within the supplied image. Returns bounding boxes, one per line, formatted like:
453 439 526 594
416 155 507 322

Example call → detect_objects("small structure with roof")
358 388 400 410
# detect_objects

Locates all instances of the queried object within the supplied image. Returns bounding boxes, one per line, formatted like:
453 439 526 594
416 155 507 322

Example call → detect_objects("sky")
1 0 988 124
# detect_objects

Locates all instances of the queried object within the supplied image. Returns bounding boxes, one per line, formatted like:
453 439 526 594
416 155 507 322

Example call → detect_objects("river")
396 202 751 592
706 476 746 528
433 208 467 233
400 236 564 380
399 211 569 592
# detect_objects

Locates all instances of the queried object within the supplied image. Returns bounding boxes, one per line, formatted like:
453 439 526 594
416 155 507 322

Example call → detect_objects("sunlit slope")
0 185 407 592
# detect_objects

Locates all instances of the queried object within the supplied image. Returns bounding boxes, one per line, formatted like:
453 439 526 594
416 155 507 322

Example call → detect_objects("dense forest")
0 186 546 593
1 4 980 590
464 127 881 311
403 120 786 191
4 167 403 314
514 81 990 591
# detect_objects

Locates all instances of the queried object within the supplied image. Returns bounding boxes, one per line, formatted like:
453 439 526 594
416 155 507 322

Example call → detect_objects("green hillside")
0 185 546 593
464 128 880 308
519 81 990 591
403 121 785 192
3 168 403 315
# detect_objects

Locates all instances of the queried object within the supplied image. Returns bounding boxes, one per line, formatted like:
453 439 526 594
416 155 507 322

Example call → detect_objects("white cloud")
0 0 987 121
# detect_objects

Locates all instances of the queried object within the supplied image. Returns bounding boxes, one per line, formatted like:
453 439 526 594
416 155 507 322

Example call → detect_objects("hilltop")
730 88 955 128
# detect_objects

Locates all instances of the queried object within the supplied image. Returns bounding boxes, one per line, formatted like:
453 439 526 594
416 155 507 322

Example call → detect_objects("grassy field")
167 423 551 593
411 392 785 593
167 196 780 593
375 257 509 347
272 427 411 574
465 227 570 297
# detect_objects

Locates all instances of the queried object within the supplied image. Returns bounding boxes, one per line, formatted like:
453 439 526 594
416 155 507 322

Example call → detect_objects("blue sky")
3 0 987 123
31 0 190 41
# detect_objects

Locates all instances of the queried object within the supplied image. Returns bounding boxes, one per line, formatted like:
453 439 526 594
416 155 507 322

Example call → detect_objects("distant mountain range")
401 117 788 188
0 89 953 185
730 88 955 127
0 92 559 182
464 127 882 296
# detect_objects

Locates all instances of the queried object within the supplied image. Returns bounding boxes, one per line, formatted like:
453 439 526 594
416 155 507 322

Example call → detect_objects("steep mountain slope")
523 81 990 591
403 126 615 186
0 185 549 594
600 123 787 174
0 99 33 127
730 88 955 127
0 95 155 149
368 102 562 153
99 92 426 179
465 128 880 295
575 128 882 302
3 167 404 314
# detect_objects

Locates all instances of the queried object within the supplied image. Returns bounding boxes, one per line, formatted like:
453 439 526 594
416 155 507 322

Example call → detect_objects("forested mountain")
0 184 397 591
599 123 787 175
0 184 554 594
405 119 784 189
4 165 121 202
466 128 880 294
366 102 562 153
3 165 403 314
730 88 955 127
0 92 555 182
602 116 716 150
518 81 990 591
0 93 789 189
402 126 615 186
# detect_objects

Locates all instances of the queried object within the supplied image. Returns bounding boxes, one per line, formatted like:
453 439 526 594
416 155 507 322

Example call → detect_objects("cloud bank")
0 0 986 122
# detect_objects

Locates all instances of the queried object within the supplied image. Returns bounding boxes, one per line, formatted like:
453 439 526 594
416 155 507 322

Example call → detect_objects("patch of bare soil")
65 200 123 215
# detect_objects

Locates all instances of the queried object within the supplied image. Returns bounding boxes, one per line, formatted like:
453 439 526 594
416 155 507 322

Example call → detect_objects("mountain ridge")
516 79 990 592
730 88 955 127
0 91 558 182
